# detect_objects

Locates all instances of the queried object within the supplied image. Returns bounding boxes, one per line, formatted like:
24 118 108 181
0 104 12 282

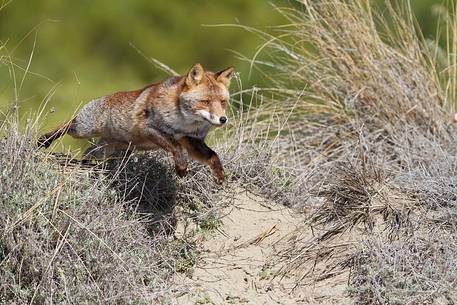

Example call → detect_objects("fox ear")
186 63 204 87
216 66 235 88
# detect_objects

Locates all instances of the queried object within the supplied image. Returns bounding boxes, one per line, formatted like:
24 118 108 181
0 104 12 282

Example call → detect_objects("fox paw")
174 152 188 178
214 171 225 185
175 165 188 178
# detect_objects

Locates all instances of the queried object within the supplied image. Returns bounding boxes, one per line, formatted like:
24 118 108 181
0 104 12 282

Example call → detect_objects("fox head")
179 63 234 126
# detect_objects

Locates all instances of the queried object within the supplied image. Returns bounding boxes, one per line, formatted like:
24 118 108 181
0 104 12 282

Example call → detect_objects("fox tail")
37 119 74 149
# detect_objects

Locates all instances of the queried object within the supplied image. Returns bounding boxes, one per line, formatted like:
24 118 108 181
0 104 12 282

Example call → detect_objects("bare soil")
173 190 350 305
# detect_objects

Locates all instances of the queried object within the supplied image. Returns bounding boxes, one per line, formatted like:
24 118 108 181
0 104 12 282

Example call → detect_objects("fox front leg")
145 130 188 177
178 137 225 184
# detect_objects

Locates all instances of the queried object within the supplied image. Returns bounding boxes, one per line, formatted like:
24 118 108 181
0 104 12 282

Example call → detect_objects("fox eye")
201 100 210 105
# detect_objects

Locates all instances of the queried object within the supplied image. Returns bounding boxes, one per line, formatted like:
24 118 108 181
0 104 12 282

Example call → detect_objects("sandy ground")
172 190 350 305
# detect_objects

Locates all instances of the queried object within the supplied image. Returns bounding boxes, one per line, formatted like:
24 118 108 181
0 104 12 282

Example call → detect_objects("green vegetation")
195 294 213 305
258 265 273 280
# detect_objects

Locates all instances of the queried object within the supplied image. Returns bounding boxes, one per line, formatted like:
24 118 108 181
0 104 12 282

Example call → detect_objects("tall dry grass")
241 0 457 303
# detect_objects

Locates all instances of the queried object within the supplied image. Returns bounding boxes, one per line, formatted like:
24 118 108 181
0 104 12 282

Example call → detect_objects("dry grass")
0 116 181 304
239 0 457 303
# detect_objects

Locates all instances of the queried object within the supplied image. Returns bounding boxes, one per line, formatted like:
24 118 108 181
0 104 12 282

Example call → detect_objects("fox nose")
219 116 227 124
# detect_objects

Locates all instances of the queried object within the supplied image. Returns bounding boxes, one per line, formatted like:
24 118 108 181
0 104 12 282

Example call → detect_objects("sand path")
173 190 349 305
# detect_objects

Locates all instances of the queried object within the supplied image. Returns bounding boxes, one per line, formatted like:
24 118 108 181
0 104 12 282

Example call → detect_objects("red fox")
37 63 234 184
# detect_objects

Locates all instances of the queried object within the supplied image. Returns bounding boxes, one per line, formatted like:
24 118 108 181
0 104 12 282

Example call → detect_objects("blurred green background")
0 0 450 151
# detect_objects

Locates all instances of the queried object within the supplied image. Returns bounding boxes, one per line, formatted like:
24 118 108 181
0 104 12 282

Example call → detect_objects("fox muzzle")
196 110 228 126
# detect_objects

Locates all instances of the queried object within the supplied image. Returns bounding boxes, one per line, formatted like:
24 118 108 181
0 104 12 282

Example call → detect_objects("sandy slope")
172 190 350 305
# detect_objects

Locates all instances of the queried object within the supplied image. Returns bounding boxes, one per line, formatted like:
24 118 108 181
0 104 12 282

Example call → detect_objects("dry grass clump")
351 234 457 304
347 129 457 304
311 154 391 238
249 0 455 157
220 126 303 206
247 0 457 303
0 117 182 304
295 127 457 303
